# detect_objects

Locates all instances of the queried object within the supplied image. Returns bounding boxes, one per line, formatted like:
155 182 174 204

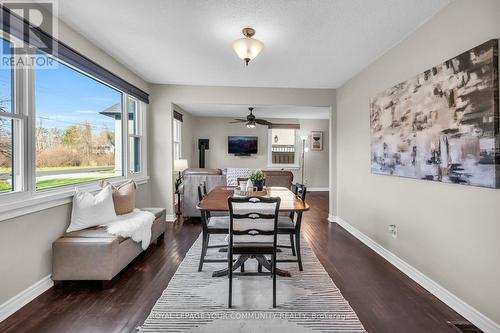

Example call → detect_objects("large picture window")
35 53 123 190
0 9 149 220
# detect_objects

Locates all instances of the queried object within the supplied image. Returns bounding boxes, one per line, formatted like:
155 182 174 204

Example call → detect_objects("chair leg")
240 263 245 273
295 230 303 271
258 263 262 273
228 252 233 308
198 232 208 272
272 254 277 308
289 234 296 256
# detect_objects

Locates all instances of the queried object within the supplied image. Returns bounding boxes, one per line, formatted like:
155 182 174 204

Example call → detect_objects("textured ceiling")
176 104 330 119
56 0 450 88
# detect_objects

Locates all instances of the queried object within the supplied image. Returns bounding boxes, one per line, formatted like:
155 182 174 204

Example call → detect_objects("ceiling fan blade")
229 119 246 123
255 119 273 126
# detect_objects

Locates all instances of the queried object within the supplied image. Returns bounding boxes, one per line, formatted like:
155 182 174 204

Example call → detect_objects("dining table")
197 186 310 278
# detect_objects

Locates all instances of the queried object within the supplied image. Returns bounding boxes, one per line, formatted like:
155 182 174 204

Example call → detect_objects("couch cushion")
67 186 117 233
99 180 137 215
226 168 253 186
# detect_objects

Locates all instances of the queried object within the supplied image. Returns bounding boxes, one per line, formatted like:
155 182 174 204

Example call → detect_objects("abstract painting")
370 39 499 188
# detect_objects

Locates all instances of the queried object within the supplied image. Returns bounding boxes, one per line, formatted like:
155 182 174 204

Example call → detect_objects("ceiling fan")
230 107 272 128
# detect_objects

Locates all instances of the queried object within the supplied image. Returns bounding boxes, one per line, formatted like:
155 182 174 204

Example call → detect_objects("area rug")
139 234 366 332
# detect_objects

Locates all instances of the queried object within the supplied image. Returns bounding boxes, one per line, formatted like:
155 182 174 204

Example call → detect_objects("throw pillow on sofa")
99 180 137 215
67 186 117 233
226 168 254 186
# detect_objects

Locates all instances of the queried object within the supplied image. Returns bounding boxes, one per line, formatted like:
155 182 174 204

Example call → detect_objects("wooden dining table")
197 186 310 277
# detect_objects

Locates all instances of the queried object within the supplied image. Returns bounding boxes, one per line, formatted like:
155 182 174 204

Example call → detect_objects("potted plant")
249 169 266 191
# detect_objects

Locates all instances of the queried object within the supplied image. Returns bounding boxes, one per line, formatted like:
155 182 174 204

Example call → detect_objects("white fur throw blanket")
102 209 155 250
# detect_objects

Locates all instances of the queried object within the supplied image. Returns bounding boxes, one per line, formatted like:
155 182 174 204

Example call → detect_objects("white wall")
187 116 329 188
0 17 151 305
149 85 336 219
336 0 500 326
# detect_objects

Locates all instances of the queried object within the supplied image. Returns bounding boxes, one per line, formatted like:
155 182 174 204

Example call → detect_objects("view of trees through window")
34 53 123 190
0 39 14 193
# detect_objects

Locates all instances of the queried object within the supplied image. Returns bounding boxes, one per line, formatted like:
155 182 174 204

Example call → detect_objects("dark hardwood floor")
0 192 466 333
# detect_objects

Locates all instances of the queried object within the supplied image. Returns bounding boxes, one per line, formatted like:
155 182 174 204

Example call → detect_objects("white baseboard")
306 187 329 192
329 215 500 333
165 214 177 222
0 275 53 322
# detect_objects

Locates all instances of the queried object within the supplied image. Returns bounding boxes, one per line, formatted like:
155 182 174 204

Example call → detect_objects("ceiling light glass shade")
246 122 256 128
231 37 264 65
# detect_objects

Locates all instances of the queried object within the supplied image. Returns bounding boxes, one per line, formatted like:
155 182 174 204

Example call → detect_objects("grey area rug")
139 234 366 333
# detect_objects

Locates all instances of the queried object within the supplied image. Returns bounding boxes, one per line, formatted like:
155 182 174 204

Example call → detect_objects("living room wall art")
370 39 499 188
311 131 323 151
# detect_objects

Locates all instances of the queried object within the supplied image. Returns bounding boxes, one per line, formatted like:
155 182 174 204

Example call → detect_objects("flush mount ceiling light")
231 27 264 66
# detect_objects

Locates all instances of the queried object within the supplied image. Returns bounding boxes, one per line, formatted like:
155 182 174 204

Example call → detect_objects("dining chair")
276 183 307 271
197 184 230 272
227 196 281 308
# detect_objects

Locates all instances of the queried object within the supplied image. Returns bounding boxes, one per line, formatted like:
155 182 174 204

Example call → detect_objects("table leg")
212 255 249 277
255 256 291 277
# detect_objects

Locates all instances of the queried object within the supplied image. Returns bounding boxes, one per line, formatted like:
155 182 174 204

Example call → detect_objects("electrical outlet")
388 224 397 239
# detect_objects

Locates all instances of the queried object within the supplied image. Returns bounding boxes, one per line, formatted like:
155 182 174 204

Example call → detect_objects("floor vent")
447 321 483 333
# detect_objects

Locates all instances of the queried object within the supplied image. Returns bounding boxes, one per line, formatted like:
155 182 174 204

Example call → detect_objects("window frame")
0 34 148 221
173 117 182 160
267 128 300 169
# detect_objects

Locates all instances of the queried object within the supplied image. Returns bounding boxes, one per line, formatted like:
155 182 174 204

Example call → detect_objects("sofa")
181 168 293 217
52 208 166 286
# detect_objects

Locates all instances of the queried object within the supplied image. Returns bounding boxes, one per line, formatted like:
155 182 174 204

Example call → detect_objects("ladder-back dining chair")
197 184 230 271
277 183 307 270
227 196 281 308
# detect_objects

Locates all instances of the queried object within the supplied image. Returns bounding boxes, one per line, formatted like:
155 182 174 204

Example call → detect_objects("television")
228 136 258 155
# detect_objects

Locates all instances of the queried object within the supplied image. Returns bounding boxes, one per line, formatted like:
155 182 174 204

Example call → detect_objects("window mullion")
123 94 129 178
14 51 31 194
25 54 36 195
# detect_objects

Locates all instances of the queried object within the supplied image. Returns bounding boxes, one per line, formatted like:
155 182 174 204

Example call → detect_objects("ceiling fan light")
246 122 256 128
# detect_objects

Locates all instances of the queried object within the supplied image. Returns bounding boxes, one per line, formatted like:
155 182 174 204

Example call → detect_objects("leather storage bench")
52 208 166 285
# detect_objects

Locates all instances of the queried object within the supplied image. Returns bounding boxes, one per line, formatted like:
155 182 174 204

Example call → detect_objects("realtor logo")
0 1 58 68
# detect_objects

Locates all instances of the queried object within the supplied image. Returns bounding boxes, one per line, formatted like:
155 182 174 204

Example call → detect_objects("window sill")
266 165 301 170
0 175 149 222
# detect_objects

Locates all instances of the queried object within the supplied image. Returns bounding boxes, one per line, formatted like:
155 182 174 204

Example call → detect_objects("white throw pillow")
226 168 254 186
67 186 117 233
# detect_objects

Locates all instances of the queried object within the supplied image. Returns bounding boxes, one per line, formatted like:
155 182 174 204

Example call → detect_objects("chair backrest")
293 183 307 201
228 196 280 246
202 181 208 196
290 183 307 219
197 183 205 202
